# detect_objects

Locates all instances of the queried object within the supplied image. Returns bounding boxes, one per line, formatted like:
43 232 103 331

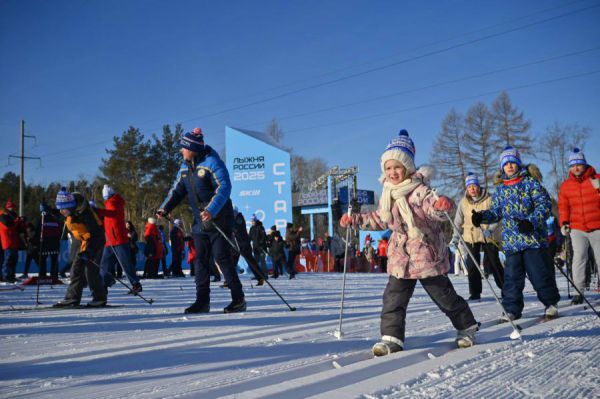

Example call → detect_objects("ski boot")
372 336 403 357
53 298 80 308
544 304 558 321
456 324 478 348
184 302 210 314
224 299 247 313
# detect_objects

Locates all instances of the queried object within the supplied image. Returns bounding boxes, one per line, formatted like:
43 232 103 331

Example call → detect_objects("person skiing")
340 129 478 355
95 184 142 294
558 148 600 304
53 188 107 307
450 172 504 300
157 127 245 314
472 146 560 321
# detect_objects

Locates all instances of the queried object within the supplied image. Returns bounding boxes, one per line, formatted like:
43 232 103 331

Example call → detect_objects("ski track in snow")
0 273 598 398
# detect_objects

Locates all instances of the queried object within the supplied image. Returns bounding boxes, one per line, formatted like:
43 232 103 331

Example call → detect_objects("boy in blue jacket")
473 146 560 321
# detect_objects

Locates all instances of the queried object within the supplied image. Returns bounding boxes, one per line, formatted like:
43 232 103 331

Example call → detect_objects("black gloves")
517 219 534 234
471 210 483 227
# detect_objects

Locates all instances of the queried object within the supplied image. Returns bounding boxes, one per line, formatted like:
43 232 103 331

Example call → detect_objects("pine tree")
463 102 496 188
430 108 469 199
491 91 532 155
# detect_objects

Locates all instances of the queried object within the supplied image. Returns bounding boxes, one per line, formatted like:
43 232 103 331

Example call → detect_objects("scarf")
379 176 424 240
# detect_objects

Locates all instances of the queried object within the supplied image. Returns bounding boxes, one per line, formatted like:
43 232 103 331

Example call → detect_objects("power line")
29 2 600 162
175 3 600 124
240 46 600 128
285 69 600 134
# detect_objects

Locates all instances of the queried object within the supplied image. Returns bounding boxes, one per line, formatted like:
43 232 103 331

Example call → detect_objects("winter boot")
224 299 247 313
544 304 558 320
53 298 80 308
456 324 478 348
184 302 210 314
257 279 265 286
570 295 583 305
87 299 108 307
372 335 403 357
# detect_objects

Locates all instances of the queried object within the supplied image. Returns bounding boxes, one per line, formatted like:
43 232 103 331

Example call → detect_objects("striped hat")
380 129 416 178
180 127 205 153
568 148 587 167
56 187 76 209
500 146 522 169
465 172 480 188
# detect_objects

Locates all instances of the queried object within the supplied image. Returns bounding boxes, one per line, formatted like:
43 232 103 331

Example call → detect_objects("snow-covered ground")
1 272 599 398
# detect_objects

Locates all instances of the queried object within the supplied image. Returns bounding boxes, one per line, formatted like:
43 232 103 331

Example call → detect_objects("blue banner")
225 126 292 232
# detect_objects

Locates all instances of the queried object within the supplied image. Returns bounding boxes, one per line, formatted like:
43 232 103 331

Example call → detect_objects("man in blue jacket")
158 128 245 314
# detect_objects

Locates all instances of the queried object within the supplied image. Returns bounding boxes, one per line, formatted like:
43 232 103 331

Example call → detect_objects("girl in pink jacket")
341 129 478 356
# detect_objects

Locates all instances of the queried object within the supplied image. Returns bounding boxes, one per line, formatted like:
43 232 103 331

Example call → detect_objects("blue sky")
1 0 599 196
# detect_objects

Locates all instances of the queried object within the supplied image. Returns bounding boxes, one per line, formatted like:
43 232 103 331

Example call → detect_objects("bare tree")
266 118 284 145
430 108 469 199
491 91 532 155
463 102 496 188
536 122 590 197
291 155 328 193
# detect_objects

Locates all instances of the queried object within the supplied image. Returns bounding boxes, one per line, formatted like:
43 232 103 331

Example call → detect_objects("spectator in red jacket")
143 217 163 279
96 185 142 294
558 148 600 304
0 200 25 282
377 237 389 273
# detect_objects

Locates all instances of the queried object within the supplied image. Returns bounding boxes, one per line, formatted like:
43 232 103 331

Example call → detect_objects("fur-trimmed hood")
493 164 543 186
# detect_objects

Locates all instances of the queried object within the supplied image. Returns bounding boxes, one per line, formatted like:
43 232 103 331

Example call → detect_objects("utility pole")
8 120 40 216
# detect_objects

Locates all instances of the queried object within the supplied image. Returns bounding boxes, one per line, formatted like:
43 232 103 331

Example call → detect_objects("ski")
2 304 125 312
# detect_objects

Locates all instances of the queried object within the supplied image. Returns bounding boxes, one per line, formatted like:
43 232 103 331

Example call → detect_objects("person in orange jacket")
558 148 600 304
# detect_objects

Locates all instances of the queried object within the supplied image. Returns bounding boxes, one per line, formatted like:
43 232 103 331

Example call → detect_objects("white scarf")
379 177 424 240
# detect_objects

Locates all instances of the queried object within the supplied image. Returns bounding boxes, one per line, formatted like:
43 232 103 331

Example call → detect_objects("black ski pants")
380 274 476 342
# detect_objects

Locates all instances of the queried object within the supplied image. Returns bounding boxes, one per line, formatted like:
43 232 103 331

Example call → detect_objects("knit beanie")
568 148 587 167
250 214 257 222
174 218 182 226
380 129 416 181
102 184 115 200
180 127 205 153
147 217 157 225
56 187 77 209
465 172 480 188
500 146 522 169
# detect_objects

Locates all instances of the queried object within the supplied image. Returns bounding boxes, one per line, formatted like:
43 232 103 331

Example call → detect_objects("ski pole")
431 189 522 340
88 258 154 305
35 211 45 304
334 204 352 340
564 235 571 299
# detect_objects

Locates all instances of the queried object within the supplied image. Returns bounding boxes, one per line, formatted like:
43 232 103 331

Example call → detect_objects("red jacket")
558 166 600 232
0 210 24 250
144 222 164 260
187 239 196 264
377 239 388 258
97 194 129 247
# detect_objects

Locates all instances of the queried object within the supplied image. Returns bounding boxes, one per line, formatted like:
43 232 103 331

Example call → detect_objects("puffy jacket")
144 223 163 260
0 209 24 250
452 189 501 245
160 146 234 234
558 166 600 232
481 166 551 255
350 171 453 280
39 212 61 254
97 193 129 247
64 193 105 255
249 220 267 251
